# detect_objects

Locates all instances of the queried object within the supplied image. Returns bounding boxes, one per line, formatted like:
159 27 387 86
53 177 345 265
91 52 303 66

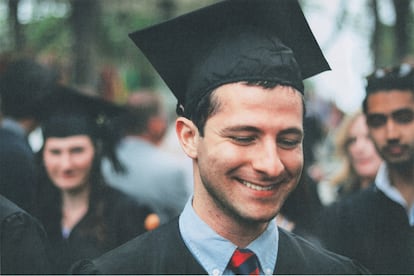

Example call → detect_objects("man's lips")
385 145 404 155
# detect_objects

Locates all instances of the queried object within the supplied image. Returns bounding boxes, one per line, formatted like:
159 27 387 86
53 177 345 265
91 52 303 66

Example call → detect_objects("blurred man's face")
365 90 414 167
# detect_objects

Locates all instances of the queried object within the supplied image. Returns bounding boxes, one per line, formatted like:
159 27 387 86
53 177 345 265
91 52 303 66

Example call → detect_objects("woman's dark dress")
37 186 152 273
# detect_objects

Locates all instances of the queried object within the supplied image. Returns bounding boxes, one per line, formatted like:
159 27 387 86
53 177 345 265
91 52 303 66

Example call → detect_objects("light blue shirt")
375 163 414 226
102 137 191 224
179 198 278 275
1 117 26 138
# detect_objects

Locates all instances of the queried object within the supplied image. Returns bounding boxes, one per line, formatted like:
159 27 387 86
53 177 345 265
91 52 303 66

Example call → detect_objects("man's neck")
389 162 414 207
192 194 268 248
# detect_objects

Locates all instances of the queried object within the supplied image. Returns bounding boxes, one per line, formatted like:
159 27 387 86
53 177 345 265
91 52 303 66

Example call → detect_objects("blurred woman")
330 110 382 200
34 86 156 273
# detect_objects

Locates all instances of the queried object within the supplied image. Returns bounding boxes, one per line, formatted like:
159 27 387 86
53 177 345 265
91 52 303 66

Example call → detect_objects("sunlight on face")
43 135 95 192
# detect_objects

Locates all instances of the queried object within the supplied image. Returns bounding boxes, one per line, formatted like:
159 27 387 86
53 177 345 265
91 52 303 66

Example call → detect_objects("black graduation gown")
70 218 369 275
41 187 152 274
0 128 37 213
314 185 414 274
0 195 51 274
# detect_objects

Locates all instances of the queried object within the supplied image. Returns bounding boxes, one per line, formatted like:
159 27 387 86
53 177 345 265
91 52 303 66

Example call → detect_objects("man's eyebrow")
221 126 303 136
221 125 261 133
368 107 413 115
279 127 304 137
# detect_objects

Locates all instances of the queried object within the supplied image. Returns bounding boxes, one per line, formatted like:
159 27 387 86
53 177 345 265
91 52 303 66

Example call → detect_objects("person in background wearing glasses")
314 63 414 274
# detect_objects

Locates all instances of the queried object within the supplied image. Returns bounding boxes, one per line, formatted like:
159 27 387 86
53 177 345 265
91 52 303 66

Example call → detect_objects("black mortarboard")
129 0 330 116
39 85 125 171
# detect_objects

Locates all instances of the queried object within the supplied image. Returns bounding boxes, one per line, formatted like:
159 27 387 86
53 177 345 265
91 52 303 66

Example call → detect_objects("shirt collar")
179 198 278 275
375 162 414 226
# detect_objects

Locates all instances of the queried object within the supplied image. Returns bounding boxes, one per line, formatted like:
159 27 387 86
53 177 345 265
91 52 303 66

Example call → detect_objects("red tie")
228 248 260 275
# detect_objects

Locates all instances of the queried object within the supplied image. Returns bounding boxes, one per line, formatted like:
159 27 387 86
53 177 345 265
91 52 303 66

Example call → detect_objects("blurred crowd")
0 56 192 274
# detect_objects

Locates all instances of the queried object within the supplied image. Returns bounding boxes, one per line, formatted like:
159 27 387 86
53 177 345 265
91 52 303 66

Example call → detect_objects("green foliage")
25 16 72 58
376 24 396 67
99 12 155 63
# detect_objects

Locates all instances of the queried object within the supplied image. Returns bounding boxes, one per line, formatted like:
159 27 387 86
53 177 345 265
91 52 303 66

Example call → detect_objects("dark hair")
34 138 109 245
121 92 164 136
363 63 414 114
0 58 58 119
180 81 306 136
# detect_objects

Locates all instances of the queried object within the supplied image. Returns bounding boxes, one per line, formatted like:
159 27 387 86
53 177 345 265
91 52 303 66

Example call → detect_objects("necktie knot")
229 248 260 275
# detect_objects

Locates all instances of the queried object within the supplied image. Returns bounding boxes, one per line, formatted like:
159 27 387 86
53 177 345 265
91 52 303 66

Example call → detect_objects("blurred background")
1 0 413 113
1 0 414 153
0 0 413 110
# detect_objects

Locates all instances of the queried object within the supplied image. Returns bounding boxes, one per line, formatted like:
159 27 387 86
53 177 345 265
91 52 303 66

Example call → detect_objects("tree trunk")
69 0 101 89
369 0 381 67
8 0 24 51
393 0 410 62
157 0 175 20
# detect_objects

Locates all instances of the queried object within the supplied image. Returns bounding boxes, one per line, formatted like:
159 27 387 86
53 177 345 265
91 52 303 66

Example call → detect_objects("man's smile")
239 180 275 191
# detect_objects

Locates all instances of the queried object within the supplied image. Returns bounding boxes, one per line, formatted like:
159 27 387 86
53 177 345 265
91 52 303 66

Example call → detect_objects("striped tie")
228 248 260 275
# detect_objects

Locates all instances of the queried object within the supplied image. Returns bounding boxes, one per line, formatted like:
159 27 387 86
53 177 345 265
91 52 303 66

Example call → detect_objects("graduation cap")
129 0 330 116
39 85 126 171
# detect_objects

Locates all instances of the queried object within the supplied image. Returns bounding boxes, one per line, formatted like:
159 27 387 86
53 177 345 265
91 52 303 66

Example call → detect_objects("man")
0 58 58 213
102 91 191 224
0 194 51 274
71 0 368 274
314 63 414 274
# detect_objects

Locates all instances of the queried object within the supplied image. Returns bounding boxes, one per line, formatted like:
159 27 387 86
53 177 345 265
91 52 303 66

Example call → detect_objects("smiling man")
71 0 369 274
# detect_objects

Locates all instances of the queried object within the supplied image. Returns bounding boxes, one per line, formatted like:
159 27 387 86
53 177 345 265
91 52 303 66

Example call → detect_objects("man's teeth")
242 180 273 191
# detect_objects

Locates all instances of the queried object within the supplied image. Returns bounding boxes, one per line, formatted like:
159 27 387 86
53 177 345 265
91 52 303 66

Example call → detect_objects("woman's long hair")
34 139 110 245
330 111 363 196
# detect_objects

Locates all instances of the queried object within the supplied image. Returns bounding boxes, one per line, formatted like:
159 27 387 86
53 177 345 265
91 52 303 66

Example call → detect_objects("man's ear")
176 117 199 159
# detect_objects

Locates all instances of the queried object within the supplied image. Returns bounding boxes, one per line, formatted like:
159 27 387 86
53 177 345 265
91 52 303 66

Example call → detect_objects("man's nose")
251 141 284 176
385 119 401 141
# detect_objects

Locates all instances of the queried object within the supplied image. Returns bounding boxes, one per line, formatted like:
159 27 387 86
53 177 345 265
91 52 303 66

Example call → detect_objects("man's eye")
366 114 387 128
393 109 414 124
230 136 255 144
278 139 301 149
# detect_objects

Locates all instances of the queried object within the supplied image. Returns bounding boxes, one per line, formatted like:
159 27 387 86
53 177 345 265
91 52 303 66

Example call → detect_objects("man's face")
365 90 414 167
186 82 304 228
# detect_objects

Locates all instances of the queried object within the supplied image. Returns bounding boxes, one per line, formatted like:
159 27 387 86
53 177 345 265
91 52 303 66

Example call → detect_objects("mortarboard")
129 0 330 116
39 85 126 171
